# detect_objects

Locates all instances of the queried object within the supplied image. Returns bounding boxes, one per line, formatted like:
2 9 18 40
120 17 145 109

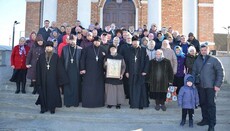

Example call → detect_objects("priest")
35 41 68 114
60 34 82 107
125 35 149 109
80 36 106 108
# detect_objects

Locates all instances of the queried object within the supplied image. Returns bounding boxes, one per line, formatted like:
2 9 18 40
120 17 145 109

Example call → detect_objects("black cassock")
80 45 106 108
35 53 68 111
125 46 149 108
61 45 82 107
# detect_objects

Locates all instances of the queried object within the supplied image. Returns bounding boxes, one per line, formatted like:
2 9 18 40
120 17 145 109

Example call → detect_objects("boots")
15 82 20 94
189 119 193 128
21 81 26 94
180 119 186 126
32 82 37 94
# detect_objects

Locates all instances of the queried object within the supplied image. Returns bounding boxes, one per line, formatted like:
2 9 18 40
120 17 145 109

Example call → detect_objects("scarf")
19 45 26 56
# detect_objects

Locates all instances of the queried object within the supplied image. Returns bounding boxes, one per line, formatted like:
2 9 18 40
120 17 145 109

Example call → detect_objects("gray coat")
192 55 224 88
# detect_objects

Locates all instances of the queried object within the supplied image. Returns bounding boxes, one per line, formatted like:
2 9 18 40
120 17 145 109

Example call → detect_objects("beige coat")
161 48 177 74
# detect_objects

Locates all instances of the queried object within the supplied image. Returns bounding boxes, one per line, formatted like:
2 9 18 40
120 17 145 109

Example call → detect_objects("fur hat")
36 34 44 41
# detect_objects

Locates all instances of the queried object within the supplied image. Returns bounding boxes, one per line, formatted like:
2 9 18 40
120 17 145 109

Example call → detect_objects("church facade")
25 0 214 42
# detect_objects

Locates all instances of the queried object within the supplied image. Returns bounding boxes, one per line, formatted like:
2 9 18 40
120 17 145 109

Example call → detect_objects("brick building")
25 0 214 42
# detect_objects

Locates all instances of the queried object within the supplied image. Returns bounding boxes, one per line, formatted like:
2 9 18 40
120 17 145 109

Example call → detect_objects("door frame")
100 0 138 29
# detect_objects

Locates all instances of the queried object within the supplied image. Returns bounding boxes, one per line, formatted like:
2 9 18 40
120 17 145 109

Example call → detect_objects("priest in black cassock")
61 34 82 107
35 41 68 114
125 35 149 109
80 36 106 108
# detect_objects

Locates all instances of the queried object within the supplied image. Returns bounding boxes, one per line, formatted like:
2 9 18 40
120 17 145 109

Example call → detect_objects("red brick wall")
25 2 41 37
162 0 183 34
91 2 100 24
56 0 78 27
139 3 148 28
198 0 214 42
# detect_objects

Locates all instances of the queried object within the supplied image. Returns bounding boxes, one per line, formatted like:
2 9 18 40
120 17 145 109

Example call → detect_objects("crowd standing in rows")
10 20 224 131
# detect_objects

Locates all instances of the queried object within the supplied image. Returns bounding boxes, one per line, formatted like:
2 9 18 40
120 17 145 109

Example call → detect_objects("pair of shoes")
21 90 26 94
107 105 113 108
208 126 215 131
197 120 209 126
155 105 161 111
161 105 167 111
116 104 121 109
66 106 70 108
189 120 193 128
180 120 185 126
50 110 55 114
139 107 143 110
40 110 45 114
15 90 20 94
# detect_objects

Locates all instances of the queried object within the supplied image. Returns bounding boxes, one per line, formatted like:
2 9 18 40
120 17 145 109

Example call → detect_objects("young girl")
104 45 126 109
178 74 199 127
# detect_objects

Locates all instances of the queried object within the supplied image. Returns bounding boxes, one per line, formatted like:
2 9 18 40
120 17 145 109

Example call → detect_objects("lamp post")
223 26 230 55
12 21 20 50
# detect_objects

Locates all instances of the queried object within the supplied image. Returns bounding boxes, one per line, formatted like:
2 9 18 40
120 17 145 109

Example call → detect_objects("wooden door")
103 0 135 29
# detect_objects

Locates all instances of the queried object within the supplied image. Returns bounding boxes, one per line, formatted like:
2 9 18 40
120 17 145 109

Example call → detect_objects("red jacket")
58 35 69 57
11 45 30 69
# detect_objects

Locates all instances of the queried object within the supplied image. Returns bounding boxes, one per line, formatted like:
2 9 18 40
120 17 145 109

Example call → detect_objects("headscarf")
174 45 185 58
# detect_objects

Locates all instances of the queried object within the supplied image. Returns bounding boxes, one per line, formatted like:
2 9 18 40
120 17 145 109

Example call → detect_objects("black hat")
93 36 101 42
132 35 139 41
187 76 194 83
45 41 54 47
188 32 194 37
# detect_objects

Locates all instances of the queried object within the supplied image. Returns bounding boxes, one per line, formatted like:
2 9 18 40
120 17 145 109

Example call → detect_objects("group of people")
10 20 224 131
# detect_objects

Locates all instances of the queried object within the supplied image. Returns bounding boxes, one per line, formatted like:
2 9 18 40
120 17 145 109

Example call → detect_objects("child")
104 45 126 109
178 74 199 127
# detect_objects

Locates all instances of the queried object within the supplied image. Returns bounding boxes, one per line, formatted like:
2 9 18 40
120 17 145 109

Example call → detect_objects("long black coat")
35 53 68 111
125 46 149 108
61 45 82 107
80 45 106 108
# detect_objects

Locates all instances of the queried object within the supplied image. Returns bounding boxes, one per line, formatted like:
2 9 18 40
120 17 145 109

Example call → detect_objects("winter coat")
185 54 197 74
26 43 45 80
192 55 224 88
175 56 186 77
11 45 30 69
178 74 199 109
161 48 178 74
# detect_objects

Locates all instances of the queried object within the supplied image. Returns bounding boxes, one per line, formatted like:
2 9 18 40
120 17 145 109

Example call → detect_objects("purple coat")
26 43 45 80
176 56 185 77
178 74 199 109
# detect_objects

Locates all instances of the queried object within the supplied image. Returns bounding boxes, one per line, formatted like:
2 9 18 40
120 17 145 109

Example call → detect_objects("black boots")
189 119 193 128
15 82 20 94
21 81 26 94
32 81 37 94
180 119 185 126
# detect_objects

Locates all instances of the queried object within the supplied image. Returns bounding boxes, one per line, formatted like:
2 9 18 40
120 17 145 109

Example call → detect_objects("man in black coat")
37 20 51 42
187 32 200 53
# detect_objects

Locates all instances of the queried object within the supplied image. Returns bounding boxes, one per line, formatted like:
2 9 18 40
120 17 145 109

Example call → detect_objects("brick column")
198 0 214 42
25 0 41 37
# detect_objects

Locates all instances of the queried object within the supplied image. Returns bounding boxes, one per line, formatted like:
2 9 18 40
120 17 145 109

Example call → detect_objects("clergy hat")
36 34 44 41
108 44 117 50
132 35 139 41
45 41 54 47
93 36 101 42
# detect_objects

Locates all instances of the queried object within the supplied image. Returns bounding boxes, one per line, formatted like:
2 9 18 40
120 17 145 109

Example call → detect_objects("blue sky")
0 0 229 46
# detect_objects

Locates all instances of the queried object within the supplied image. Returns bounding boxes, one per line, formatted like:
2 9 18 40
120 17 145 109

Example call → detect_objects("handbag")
195 56 210 84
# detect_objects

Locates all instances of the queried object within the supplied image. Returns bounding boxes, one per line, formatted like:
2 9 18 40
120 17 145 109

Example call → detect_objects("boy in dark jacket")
178 74 199 128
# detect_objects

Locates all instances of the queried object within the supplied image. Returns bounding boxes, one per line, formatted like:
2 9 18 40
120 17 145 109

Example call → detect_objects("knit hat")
36 34 44 41
187 76 194 83
188 32 194 37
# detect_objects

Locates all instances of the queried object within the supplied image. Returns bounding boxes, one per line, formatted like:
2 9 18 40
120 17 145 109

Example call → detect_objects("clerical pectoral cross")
135 56 137 63
96 56 99 62
71 58 74 63
47 65 50 70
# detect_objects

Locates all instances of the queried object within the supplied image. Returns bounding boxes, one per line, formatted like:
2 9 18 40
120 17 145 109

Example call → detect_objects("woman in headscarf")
148 49 174 111
173 46 186 94
26 34 45 94
10 37 30 93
